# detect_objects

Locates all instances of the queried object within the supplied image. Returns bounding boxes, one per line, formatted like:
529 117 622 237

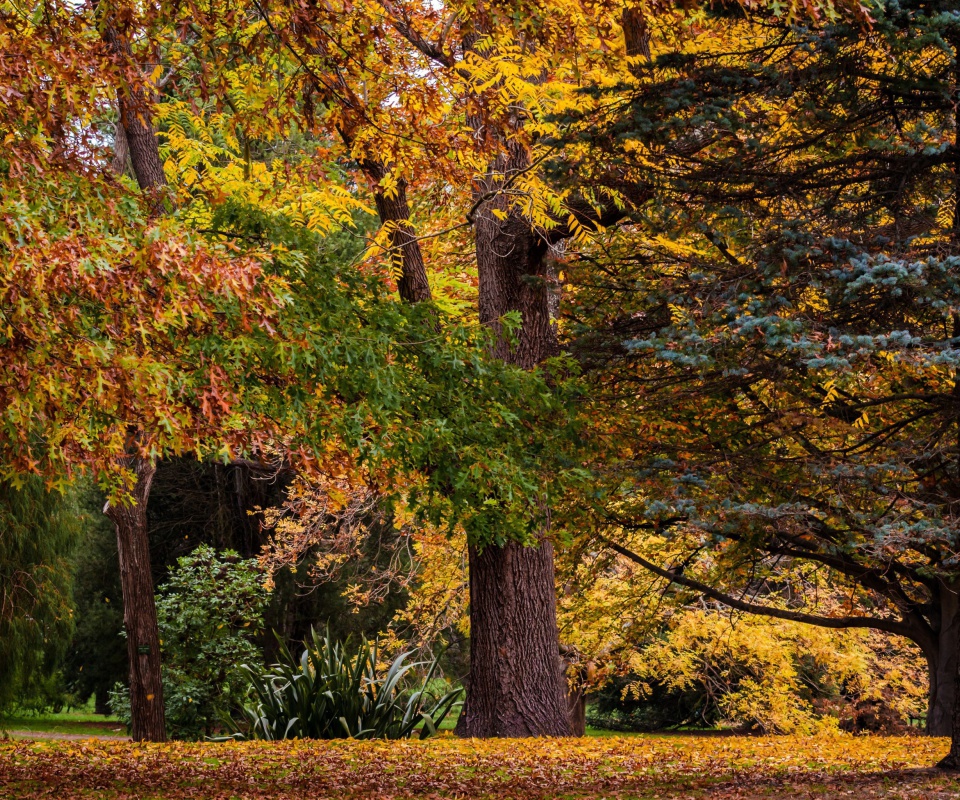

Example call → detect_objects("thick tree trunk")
928 583 960 736
104 457 165 742
924 583 960 741
935 580 960 766
455 138 571 737
455 540 571 736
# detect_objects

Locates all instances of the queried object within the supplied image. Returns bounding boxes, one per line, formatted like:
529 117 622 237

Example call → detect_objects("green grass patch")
1 703 126 738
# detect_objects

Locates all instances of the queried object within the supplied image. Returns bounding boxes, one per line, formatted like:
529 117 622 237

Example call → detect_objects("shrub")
231 628 461 740
111 545 267 739
586 610 927 734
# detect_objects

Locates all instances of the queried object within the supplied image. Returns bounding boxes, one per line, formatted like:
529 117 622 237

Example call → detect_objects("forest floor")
0 734 957 799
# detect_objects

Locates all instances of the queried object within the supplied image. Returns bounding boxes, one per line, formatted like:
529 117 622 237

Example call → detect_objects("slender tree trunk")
101 13 168 742
101 18 167 196
94 687 111 716
361 159 432 304
104 458 165 742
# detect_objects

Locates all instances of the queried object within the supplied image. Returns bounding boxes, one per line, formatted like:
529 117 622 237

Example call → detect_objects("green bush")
111 545 267 739
231 628 460 740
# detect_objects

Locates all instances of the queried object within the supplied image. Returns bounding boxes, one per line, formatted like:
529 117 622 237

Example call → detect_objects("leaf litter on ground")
0 733 958 799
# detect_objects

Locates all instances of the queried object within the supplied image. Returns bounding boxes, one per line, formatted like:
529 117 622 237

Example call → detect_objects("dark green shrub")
111 545 267 739
231 628 460 740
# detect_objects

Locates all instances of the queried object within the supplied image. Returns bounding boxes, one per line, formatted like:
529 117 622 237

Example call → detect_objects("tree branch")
602 537 919 640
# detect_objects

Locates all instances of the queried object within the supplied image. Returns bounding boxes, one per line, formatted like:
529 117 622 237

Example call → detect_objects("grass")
0 699 126 738
1 706 625 741
0 701 698 742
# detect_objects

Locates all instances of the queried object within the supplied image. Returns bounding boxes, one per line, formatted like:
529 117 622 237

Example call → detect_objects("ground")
0 708 126 740
0 734 957 799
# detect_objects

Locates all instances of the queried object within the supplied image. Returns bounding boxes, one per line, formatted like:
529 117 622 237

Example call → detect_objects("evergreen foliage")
62 484 126 714
554 0 960 734
0 479 80 713
231 627 461 741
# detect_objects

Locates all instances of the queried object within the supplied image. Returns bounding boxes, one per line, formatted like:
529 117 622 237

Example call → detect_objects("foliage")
600 611 926 734
202 203 590 549
0 735 956 800
1 0 593 546
377 530 927 735
545 0 960 733
0 478 81 714
3 0 943 752
258 468 470 657
231 627 460 740
111 546 268 740
62 483 127 714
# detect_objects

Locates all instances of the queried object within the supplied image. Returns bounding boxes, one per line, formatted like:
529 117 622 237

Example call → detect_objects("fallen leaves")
0 733 957 799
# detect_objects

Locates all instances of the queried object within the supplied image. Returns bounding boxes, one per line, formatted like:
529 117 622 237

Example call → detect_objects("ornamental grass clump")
231 628 460 740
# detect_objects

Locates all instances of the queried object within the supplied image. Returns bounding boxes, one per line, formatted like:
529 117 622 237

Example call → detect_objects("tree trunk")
361 159 432 304
567 686 586 737
930 585 960 738
454 138 571 737
104 457 166 742
94 686 110 716
455 540 571 736
101 18 167 200
936 586 960 767
100 13 169 742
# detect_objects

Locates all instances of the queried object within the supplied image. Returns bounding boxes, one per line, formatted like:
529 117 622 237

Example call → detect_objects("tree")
0 1 340 740
162 0 662 737
3 0 854 741
98 0 856 737
0 478 80 714
545 0 960 759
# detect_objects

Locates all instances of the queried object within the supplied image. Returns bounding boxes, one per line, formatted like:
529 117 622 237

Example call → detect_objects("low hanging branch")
601 537 917 639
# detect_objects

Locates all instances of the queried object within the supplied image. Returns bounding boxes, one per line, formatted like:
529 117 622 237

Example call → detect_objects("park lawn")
0 734 957 799
0 706 126 738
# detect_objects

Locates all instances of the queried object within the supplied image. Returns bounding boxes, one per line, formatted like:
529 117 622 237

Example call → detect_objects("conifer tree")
554 0 960 758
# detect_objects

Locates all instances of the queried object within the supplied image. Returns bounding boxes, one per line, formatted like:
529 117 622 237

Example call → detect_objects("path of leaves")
1 734 958 799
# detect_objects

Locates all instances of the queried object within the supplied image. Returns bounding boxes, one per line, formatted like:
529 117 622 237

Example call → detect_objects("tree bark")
104 458 166 742
455 540 571 736
935 583 960 767
930 583 960 738
101 12 168 742
361 159 432 304
941 32 960 768
94 686 111 716
101 19 167 199
455 139 572 737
